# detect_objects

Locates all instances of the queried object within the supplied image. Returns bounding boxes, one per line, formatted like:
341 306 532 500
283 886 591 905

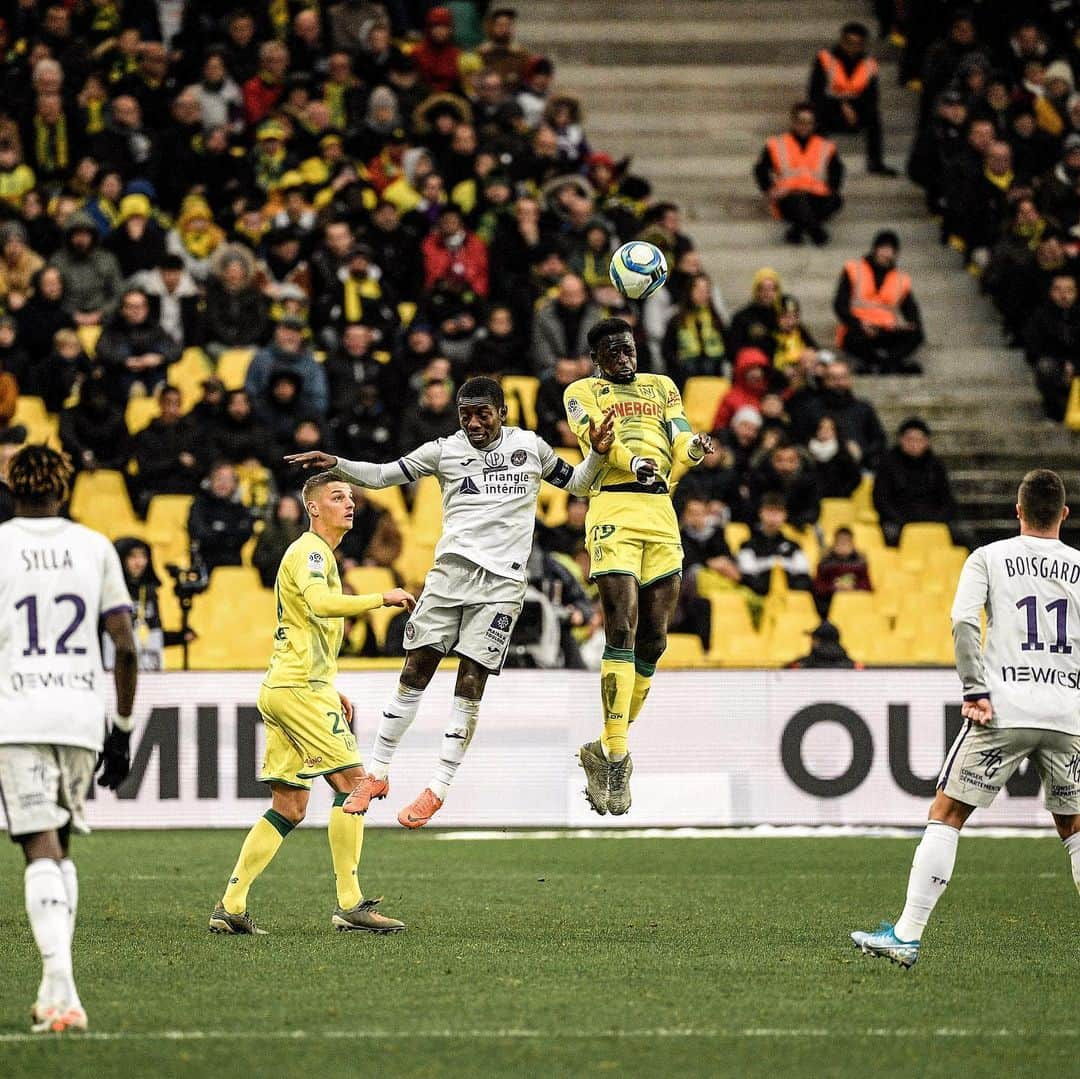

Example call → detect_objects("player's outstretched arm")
539 413 615 494
285 442 443 489
98 609 138 791
306 581 417 618
563 383 638 473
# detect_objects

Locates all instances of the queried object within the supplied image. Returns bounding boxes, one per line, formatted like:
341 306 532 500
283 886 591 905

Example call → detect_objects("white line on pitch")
430 826 1059 841
2 1028 1078 1044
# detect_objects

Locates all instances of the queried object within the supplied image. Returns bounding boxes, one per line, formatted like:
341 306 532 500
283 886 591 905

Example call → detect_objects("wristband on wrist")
113 714 134 733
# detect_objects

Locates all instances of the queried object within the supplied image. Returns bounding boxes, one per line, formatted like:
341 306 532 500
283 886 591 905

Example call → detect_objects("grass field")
1 831 1078 1078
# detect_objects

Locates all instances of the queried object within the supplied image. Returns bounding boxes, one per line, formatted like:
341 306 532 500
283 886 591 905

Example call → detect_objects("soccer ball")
608 241 668 300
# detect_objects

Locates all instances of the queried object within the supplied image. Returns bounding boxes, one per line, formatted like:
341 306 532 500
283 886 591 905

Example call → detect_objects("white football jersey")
0 517 131 751
952 535 1080 734
398 428 576 582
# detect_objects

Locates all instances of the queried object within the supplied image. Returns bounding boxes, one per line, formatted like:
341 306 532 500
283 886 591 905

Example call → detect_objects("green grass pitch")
1 831 1078 1078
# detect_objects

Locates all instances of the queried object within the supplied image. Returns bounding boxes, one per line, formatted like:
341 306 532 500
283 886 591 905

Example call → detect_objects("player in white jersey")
852 469 1080 968
285 377 614 827
0 446 138 1032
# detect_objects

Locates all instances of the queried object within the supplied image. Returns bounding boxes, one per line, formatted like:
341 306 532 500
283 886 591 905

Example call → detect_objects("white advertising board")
1 669 1047 831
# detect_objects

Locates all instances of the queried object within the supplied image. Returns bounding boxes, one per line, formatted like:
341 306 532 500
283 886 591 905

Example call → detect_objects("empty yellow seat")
818 498 856 544
125 397 160 434
899 522 954 557
1067 377 1080 431
168 347 212 412
76 325 102 357
361 485 409 526
724 522 750 552
682 376 730 433
502 375 540 431
658 633 706 668
409 475 443 545
13 396 58 445
217 348 255 391
69 470 142 539
853 474 878 523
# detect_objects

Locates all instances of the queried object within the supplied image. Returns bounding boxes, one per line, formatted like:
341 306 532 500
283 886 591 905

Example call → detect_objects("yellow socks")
600 645 635 759
222 810 294 914
329 792 365 909
629 657 657 725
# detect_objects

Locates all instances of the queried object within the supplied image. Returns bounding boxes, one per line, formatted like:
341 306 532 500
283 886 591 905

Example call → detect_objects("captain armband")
545 457 575 489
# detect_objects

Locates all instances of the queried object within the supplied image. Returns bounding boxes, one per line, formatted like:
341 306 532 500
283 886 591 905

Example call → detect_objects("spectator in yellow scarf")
662 273 728 389
773 294 818 374
167 195 225 284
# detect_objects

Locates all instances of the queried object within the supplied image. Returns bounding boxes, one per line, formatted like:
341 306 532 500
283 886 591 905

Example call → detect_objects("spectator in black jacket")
16 266 74 364
253 494 306 587
750 441 821 530
673 496 742 649
324 323 384 415
112 537 192 669
188 463 255 572
1025 274 1080 421
212 390 274 466
873 417 959 546
129 385 206 513
806 415 862 499
105 193 167 278
59 376 130 472
789 359 885 469
329 380 397 464
537 356 589 449
203 250 270 359
727 268 781 360
95 288 181 403
38 328 92 412
737 493 813 597
398 379 459 448
788 620 856 669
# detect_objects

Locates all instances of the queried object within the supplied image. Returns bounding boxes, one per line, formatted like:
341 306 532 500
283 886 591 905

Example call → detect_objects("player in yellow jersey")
564 317 713 815
209 471 415 935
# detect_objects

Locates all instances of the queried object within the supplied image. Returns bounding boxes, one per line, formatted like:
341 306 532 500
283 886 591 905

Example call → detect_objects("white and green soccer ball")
608 241 668 300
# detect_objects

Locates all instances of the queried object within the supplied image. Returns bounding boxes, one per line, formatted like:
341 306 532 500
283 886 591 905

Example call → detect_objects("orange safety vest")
766 133 834 210
818 49 878 99
836 258 911 345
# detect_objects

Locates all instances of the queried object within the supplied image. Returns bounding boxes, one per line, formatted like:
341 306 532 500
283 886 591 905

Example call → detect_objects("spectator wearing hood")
132 255 203 348
95 287 181 402
788 620 857 669
414 7 462 94
246 316 329 426
0 221 43 311
49 211 124 326
754 101 844 246
188 462 255 572
728 268 782 360
1025 273 1080 421
399 377 459 448
129 385 207 511
105 193 167 278
167 194 226 285
834 230 924 374
253 494 306 588
203 248 270 357
531 272 598 378
713 347 770 431
110 538 190 670
872 417 958 546
352 89 404 167
789 358 885 468
16 266 73 363
422 204 489 298
212 389 274 467
750 440 821 529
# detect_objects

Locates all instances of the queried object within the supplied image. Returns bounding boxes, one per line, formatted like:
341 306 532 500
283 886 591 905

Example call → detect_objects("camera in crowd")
166 549 210 602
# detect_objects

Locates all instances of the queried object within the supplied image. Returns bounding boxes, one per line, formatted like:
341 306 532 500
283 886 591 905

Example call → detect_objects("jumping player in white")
0 446 138 1031
852 469 1080 967
286 376 614 827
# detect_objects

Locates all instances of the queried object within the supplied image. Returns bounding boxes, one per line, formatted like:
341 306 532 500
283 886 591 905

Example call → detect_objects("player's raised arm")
950 548 992 724
563 381 639 474
284 440 444 489
539 412 614 494
662 377 713 469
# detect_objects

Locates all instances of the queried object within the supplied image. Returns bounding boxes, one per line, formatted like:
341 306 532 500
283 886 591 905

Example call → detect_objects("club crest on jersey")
511 449 527 466
638 384 655 399
459 476 480 495
566 397 586 423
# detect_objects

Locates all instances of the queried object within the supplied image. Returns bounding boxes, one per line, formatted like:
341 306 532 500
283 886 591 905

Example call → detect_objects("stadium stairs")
520 0 1080 546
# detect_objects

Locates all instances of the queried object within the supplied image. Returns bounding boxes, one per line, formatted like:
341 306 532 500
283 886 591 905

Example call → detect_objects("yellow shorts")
586 490 684 586
257 683 360 791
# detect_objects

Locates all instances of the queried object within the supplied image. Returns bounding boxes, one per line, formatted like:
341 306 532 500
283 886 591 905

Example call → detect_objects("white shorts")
405 554 526 673
0 744 97 839
939 723 1080 813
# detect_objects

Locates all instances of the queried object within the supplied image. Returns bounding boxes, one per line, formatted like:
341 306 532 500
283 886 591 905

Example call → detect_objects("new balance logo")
459 476 480 494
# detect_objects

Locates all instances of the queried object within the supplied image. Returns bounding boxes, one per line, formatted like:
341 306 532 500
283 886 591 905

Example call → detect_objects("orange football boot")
397 788 444 828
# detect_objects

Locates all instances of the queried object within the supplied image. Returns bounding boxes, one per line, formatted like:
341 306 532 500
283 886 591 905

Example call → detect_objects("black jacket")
873 447 957 526
737 528 813 596
1025 300 1080 364
187 489 254 571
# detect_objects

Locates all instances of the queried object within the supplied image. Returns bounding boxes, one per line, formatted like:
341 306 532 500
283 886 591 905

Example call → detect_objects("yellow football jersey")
264 531 344 688
563 373 699 491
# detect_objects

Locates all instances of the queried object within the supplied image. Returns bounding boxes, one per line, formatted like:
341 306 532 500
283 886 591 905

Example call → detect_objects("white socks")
1064 833 1080 897
61 858 78 939
894 821 959 943
429 697 481 801
25 859 79 1009
368 684 425 780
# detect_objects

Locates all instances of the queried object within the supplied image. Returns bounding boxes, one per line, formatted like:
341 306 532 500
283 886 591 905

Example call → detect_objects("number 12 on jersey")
1016 595 1073 654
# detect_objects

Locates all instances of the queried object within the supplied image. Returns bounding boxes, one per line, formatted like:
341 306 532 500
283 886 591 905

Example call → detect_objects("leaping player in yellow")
564 317 713 815
209 471 415 935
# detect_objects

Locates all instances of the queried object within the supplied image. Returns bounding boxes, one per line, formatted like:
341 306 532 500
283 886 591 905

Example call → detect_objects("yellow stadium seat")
145 494 194 567
658 632 706 668
168 347 212 412
409 475 443 544
69 470 142 539
345 566 395 596
716 631 772 667
361 485 409 526
828 591 878 622
502 375 540 431
536 482 569 527
186 575 276 669
724 522 750 552
767 621 812 666
395 541 435 590
682 376 730 433
13 396 59 445
899 522 954 558
852 474 878 523
818 498 856 545
76 325 102 358
217 348 255 391
1066 377 1080 431
125 397 160 435
852 522 885 552
707 593 758 663
397 301 417 328
554 446 582 465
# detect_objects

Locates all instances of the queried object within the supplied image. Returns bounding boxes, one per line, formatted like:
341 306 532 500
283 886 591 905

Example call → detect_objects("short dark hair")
301 469 344 506
159 254 184 272
1018 469 1066 529
9 444 73 505
841 21 869 37
760 492 787 513
457 376 504 409
587 317 632 350
791 100 816 118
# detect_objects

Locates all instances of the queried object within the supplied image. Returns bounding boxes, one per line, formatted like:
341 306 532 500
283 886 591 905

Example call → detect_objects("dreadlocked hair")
8 444 74 505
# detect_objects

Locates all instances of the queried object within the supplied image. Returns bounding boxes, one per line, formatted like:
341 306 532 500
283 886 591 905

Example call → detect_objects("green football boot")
332 897 405 934
606 752 633 816
579 740 610 815
209 902 268 935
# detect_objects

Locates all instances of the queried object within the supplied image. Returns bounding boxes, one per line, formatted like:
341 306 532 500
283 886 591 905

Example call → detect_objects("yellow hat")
257 120 287 141
118 193 152 222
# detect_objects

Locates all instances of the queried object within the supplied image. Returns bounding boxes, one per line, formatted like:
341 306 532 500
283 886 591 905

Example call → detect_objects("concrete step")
522 0 866 21
676 191 925 223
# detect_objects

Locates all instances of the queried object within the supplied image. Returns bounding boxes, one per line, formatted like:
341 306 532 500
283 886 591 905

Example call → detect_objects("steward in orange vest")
808 21 895 175
833 230 924 374
754 102 844 246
